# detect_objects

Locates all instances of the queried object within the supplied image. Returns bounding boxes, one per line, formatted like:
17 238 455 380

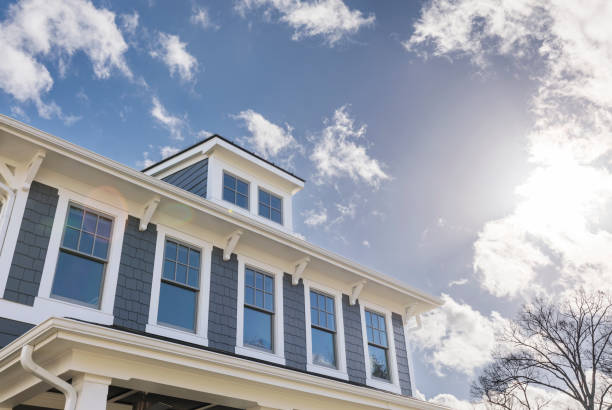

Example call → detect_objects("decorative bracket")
22 151 45 191
291 257 310 285
223 229 242 261
139 197 160 231
349 279 366 305
0 162 16 189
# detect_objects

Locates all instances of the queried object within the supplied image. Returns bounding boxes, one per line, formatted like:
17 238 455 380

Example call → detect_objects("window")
223 172 249 209
158 239 200 332
365 310 390 380
310 290 336 368
243 267 274 351
258 189 282 224
50 205 113 307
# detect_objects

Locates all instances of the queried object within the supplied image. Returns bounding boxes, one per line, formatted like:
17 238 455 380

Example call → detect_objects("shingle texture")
0 317 34 348
113 216 157 331
283 273 307 370
342 294 367 384
4 181 58 306
392 312 412 396
207 246 238 352
162 158 208 198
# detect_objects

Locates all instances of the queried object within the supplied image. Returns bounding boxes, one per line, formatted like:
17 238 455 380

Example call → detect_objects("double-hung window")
258 189 282 224
365 310 390 380
310 290 336 368
158 239 200 332
51 204 113 307
243 267 274 351
223 172 249 209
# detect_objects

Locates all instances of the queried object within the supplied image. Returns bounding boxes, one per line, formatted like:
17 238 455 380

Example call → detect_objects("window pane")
223 187 235 203
270 195 281 210
165 241 177 260
264 294 273 311
237 179 249 195
310 291 317 308
223 173 235 188
79 232 94 254
378 315 386 331
51 251 103 307
245 268 254 286
245 287 254 305
177 245 188 264
319 311 326 327
67 206 83 228
189 249 200 268
264 275 273 292
158 282 197 331
255 273 263 289
271 209 282 224
62 227 80 250
258 203 269 218
318 294 325 310
367 326 374 343
380 331 387 347
312 327 336 368
176 264 187 284
327 313 335 331
83 212 97 233
96 217 112 238
311 307 318 326
93 237 109 259
188 268 199 288
244 307 272 350
366 311 371 326
236 193 248 209
255 289 263 308
163 260 175 280
326 297 334 313
259 189 270 204
368 345 389 380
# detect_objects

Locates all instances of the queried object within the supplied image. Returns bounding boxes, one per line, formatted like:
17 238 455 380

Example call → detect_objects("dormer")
142 135 305 232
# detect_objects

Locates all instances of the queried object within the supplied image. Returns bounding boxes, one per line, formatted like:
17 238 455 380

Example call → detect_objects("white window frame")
221 170 250 211
359 300 402 394
36 188 127 324
303 279 348 380
257 187 283 225
235 254 285 365
147 225 212 345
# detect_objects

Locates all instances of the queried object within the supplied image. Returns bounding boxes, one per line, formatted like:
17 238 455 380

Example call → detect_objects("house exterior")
0 114 444 410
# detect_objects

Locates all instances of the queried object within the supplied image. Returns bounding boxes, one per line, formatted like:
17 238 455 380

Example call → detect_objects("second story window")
51 205 113 307
243 267 274 351
158 239 200 332
258 189 282 224
365 310 390 380
223 172 249 209
310 291 337 368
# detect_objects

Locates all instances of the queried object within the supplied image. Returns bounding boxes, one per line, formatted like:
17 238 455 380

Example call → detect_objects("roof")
141 133 305 183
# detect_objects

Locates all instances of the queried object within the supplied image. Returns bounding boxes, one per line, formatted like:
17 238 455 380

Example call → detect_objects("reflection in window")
158 239 200 331
366 310 390 380
258 189 282 224
243 268 274 350
223 172 249 209
310 290 336 368
51 205 112 307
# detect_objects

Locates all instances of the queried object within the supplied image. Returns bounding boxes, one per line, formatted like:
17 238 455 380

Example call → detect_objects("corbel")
139 196 160 231
0 162 17 190
22 150 45 191
291 256 310 285
349 279 366 305
223 229 242 261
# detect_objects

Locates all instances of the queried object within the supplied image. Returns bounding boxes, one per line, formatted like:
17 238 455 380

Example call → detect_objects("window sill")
235 345 285 365
146 323 208 346
365 377 402 394
33 297 114 325
306 363 348 380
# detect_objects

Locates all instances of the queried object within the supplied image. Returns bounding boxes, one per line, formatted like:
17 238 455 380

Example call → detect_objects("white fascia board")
0 115 442 312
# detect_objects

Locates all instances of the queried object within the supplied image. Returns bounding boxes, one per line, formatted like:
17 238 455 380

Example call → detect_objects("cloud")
120 11 139 35
362 240 370 248
236 0 374 46
138 145 181 169
191 7 219 30
310 105 390 188
0 0 130 118
197 129 214 139
409 0 612 300
448 278 468 287
233 109 300 159
151 97 185 140
151 33 198 82
303 206 328 227
408 294 506 376
160 145 180 158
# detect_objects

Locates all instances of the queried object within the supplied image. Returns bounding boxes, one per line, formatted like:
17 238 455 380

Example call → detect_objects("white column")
72 373 111 410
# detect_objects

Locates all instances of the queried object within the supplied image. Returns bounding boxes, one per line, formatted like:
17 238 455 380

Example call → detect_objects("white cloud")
236 0 374 46
448 278 468 287
0 0 130 118
160 145 180 158
151 33 198 82
311 105 390 188
408 294 506 376
303 206 328 227
191 7 219 30
362 240 370 248
10 106 29 121
197 129 214 139
334 201 356 219
151 97 185 140
409 0 612 300
233 109 299 159
120 11 139 35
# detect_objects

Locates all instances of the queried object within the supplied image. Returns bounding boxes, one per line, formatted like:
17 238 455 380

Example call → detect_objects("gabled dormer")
142 135 305 232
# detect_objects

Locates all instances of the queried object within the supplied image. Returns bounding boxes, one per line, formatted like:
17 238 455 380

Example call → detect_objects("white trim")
0 181 15 261
303 279 349 380
36 187 127 318
235 254 285 365
146 224 212 346
359 300 402 394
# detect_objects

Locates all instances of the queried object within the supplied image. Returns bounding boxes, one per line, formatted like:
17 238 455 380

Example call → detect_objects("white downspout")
20 345 77 410
0 180 15 254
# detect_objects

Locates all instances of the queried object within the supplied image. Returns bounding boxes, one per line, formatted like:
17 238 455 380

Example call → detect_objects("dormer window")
258 188 282 224
223 172 249 209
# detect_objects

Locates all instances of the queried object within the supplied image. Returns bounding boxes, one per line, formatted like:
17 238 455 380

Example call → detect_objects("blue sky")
2 0 611 407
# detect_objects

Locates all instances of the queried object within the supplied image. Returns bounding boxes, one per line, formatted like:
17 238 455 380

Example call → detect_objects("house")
0 115 444 410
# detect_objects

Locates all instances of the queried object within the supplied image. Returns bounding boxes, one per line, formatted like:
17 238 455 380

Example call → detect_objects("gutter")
20 345 76 410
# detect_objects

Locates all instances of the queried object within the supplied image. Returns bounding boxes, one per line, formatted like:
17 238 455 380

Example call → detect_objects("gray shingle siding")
0 317 34 348
162 158 208 198
207 246 237 352
283 274 307 370
113 216 157 332
4 181 58 306
392 312 412 396
342 294 367 384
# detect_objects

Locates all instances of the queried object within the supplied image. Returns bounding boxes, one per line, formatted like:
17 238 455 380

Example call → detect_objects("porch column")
72 373 111 410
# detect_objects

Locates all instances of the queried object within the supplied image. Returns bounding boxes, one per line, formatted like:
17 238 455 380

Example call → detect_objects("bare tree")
472 289 612 410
